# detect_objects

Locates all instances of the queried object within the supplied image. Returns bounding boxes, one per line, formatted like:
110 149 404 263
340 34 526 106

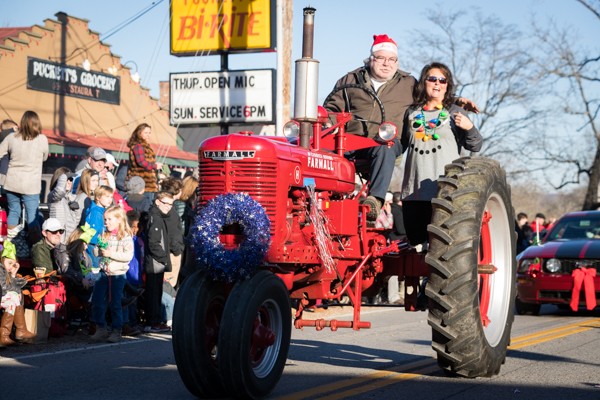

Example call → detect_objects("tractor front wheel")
218 270 292 399
426 157 516 377
172 271 227 398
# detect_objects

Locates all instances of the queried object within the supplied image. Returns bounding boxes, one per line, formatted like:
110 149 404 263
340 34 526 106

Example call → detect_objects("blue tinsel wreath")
191 193 271 282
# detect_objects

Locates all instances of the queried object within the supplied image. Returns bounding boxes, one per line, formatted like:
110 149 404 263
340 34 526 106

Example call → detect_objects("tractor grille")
543 258 600 274
199 160 278 235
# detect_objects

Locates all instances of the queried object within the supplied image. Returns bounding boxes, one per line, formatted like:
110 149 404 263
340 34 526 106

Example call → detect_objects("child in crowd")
162 278 176 327
158 177 184 287
144 191 178 333
90 206 134 343
121 210 145 336
125 176 152 214
85 185 114 268
50 224 97 330
62 224 97 291
0 241 35 346
74 169 99 219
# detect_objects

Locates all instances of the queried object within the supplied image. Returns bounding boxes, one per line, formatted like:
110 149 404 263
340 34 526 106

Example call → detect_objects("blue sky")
1 0 598 102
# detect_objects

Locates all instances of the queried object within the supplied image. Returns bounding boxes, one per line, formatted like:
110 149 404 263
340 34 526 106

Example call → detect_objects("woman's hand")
457 97 480 113
383 202 391 214
453 112 474 130
100 248 112 258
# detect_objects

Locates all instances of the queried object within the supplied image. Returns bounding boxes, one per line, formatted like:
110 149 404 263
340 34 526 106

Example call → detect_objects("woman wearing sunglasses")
400 62 483 248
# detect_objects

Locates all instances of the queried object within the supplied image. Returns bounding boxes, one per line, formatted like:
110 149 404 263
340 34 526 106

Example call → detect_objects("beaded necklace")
413 104 449 142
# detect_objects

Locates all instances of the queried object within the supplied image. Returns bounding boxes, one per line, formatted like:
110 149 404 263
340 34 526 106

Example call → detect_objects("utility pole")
276 0 293 135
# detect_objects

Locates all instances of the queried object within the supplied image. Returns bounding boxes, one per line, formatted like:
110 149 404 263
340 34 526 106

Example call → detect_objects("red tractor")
172 7 516 399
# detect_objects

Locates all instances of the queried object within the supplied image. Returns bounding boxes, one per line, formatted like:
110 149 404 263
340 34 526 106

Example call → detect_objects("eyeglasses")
48 229 65 234
158 198 174 207
372 56 398 64
425 76 448 84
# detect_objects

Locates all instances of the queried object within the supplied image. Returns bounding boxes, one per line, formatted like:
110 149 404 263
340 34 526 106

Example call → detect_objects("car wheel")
515 296 542 315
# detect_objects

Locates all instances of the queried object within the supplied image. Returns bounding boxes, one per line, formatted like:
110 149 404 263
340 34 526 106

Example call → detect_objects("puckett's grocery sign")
27 57 121 105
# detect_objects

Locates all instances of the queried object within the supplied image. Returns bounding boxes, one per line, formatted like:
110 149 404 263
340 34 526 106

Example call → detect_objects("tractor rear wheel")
172 271 227 398
426 157 516 377
218 270 292 399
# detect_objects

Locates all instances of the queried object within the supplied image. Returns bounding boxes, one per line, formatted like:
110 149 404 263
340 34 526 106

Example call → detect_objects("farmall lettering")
307 152 334 171
204 150 256 161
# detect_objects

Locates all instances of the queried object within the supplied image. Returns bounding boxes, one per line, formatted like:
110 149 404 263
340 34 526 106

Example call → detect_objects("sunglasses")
48 229 65 234
426 76 448 84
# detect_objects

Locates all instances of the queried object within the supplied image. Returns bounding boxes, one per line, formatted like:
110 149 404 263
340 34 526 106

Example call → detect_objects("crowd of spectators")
0 113 198 346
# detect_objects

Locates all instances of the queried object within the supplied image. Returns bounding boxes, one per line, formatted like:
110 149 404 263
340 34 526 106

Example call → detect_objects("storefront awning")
44 129 198 169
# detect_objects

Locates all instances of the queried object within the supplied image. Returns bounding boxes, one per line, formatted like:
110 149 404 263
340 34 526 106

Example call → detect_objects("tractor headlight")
283 120 300 139
545 258 561 273
378 122 397 142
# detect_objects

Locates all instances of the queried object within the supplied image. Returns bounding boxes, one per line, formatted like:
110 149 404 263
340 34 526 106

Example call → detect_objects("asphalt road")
1 304 598 399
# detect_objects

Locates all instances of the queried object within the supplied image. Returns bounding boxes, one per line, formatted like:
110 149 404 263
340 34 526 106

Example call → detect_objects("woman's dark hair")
127 123 151 148
50 166 72 190
412 62 456 109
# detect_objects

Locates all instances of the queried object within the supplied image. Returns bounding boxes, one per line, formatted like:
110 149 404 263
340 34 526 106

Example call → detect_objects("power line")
101 0 165 42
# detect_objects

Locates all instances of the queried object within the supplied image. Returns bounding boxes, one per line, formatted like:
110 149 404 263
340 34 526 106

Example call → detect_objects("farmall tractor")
172 7 517 399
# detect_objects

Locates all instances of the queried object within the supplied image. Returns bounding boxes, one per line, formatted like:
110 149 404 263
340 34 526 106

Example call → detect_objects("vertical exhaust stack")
294 7 319 149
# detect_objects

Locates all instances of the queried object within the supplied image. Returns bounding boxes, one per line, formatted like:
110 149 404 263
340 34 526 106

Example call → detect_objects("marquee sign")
27 57 121 105
170 69 274 125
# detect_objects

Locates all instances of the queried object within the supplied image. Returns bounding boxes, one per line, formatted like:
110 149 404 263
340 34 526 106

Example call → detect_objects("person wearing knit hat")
125 176 152 214
323 33 479 225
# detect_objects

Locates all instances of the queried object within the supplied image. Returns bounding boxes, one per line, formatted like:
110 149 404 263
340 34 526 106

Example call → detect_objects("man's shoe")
150 324 171 333
122 324 141 337
90 327 109 342
107 331 122 343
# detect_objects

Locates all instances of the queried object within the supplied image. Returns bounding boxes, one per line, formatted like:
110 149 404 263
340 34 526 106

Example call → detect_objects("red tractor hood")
199 133 357 194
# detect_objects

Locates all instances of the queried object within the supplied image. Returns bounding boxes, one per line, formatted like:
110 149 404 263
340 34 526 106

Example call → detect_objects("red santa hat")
371 34 398 55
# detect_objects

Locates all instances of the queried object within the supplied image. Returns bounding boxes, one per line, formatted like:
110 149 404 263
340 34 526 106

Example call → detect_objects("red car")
516 210 600 315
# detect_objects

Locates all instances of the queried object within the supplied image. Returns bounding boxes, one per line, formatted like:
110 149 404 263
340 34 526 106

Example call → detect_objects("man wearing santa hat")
324 34 477 220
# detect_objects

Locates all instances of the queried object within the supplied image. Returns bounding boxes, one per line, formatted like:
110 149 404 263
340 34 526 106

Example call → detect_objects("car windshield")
545 215 600 241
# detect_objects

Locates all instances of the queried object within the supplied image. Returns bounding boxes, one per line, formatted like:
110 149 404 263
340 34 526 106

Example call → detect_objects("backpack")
34 278 68 337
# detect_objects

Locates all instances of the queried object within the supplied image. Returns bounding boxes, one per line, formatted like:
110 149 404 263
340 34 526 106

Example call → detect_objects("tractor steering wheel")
322 83 386 131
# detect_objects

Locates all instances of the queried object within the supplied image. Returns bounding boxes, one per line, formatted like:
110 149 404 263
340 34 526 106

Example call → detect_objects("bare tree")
530 17 600 209
576 0 600 20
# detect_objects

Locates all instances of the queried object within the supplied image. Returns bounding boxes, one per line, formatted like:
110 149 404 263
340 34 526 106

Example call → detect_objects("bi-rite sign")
170 69 274 125
170 0 275 55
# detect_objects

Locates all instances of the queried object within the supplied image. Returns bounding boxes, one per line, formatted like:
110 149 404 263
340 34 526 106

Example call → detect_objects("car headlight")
545 258 561 273
518 258 534 273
